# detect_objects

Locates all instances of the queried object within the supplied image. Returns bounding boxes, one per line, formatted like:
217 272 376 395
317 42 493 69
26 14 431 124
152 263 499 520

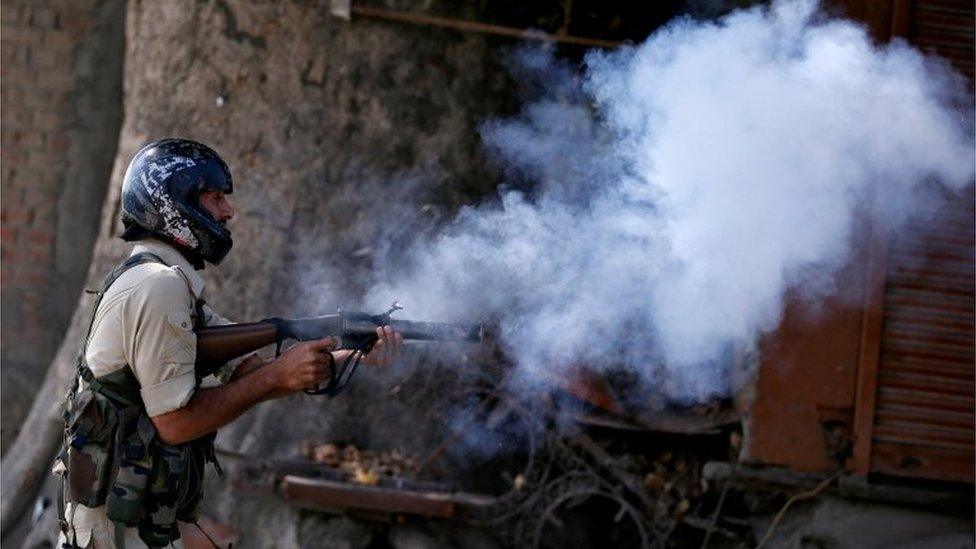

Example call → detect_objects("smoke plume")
365 0 974 403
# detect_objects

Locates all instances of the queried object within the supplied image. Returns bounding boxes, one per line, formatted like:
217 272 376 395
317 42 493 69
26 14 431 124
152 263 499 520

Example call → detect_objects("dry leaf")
513 474 526 491
644 472 666 492
353 466 380 486
675 499 690 517
305 442 422 480
730 431 742 451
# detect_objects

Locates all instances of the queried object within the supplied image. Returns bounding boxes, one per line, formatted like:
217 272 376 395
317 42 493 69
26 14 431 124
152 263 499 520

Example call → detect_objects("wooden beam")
349 5 622 49
279 475 497 518
850 222 889 475
888 0 914 39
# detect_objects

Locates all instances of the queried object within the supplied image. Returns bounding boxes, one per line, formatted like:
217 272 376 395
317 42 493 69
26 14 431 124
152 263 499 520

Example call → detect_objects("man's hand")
361 325 402 366
151 342 328 445
228 354 266 381
271 337 337 392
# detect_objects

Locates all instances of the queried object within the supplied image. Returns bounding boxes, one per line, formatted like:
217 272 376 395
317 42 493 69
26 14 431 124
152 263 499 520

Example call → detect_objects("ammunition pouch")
60 369 213 547
64 389 118 507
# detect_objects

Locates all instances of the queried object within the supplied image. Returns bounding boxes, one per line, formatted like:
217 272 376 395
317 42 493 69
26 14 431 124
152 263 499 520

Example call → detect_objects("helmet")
120 138 234 265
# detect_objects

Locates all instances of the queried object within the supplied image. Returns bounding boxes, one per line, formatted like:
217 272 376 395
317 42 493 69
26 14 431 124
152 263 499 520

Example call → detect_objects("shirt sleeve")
200 303 244 384
124 269 198 417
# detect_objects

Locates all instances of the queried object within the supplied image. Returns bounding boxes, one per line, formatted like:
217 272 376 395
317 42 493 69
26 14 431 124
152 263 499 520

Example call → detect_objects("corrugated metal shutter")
909 0 974 82
871 187 975 481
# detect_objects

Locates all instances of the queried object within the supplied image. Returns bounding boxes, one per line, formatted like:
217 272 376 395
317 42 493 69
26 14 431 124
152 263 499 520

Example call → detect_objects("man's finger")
309 337 337 351
383 326 398 365
389 329 402 351
367 327 382 365
383 326 395 362
378 327 389 361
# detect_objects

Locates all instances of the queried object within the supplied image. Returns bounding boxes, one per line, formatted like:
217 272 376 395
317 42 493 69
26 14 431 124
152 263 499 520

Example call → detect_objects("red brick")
42 28 71 50
23 186 53 205
1 5 21 24
18 131 44 149
1 42 21 63
7 244 51 264
23 313 42 333
34 70 73 92
28 202 52 220
17 270 46 286
2 104 31 127
0 64 33 84
46 134 69 151
32 48 65 70
22 228 53 247
31 111 61 131
0 24 35 45
1 207 31 224
59 13 90 37
1 83 25 104
0 226 18 243
29 7 57 29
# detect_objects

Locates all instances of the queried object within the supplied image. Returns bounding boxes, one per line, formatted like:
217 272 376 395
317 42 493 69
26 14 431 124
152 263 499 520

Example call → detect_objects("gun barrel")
340 316 482 343
390 319 483 342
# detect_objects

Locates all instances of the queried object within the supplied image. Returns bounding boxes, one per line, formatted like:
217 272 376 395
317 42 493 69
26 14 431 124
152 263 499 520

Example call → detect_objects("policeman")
56 138 400 548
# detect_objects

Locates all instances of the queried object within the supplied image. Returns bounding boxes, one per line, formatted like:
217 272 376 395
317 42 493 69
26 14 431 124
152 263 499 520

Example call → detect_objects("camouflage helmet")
120 138 234 264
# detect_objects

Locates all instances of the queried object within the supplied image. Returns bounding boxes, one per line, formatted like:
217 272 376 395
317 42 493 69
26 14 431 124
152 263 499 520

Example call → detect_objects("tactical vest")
57 253 221 548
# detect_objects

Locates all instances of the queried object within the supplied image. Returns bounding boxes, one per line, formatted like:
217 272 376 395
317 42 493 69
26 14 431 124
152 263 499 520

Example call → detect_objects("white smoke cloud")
366 0 974 402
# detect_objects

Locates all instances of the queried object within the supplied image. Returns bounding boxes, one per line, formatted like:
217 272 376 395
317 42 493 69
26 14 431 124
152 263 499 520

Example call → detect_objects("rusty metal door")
854 187 975 482
904 0 975 82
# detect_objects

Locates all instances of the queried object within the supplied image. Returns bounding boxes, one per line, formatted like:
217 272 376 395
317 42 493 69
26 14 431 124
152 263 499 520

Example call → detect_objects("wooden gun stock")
196 321 278 370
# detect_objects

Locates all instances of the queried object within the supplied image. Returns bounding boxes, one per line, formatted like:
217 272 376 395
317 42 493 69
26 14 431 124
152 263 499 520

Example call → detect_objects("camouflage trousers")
58 502 185 549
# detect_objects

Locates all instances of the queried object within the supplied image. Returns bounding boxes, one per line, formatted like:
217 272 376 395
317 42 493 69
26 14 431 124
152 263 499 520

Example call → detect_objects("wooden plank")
278 475 497 518
890 0 915 38
851 223 889 475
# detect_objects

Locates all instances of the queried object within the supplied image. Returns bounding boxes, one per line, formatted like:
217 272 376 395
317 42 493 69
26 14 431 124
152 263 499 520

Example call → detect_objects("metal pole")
349 4 622 49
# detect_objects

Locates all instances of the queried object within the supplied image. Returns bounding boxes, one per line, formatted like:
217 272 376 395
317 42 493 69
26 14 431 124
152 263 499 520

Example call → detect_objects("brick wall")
0 0 123 452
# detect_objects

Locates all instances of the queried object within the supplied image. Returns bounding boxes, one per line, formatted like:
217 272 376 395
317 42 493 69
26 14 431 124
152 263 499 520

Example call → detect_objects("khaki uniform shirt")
61 239 237 548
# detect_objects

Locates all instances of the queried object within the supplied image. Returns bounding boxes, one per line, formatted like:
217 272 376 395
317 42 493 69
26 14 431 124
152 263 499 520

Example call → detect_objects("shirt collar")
131 238 206 298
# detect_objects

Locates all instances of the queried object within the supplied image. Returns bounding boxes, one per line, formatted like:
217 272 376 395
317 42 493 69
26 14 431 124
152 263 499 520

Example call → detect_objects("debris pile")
501 428 750 547
299 441 422 486
279 392 751 547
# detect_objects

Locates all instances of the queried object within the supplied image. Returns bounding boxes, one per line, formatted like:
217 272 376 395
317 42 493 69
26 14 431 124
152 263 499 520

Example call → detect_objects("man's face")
199 190 235 228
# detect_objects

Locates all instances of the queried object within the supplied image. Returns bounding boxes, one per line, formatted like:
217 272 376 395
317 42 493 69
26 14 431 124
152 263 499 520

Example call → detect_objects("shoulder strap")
79 252 167 349
74 252 169 406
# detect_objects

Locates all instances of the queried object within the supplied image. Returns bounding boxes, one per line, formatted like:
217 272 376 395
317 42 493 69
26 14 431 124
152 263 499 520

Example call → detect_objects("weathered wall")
0 0 124 452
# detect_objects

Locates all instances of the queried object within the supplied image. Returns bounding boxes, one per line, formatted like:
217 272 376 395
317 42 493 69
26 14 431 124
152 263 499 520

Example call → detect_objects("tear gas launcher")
195 303 482 396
